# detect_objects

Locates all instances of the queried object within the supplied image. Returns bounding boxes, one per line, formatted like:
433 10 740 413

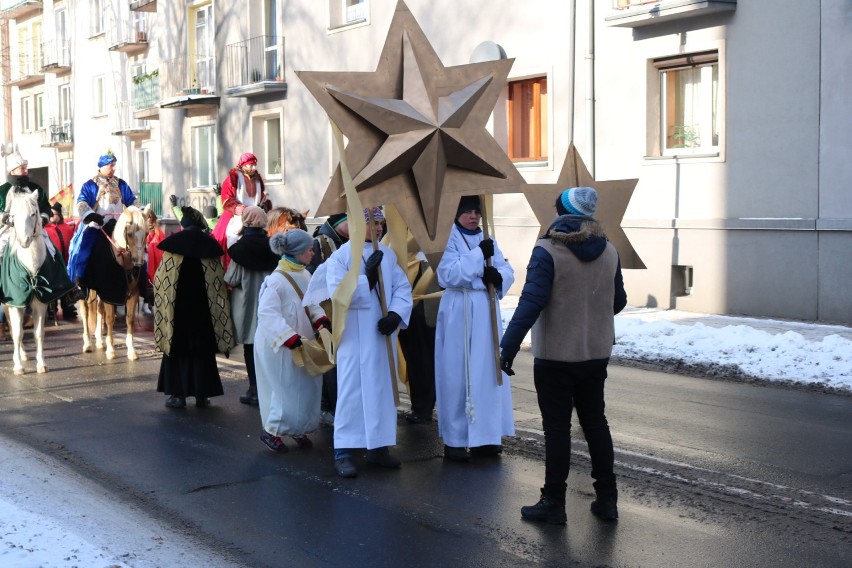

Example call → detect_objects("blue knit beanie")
556 187 597 217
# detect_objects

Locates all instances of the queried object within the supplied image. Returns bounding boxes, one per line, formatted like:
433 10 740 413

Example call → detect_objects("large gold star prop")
524 144 645 269
296 0 525 258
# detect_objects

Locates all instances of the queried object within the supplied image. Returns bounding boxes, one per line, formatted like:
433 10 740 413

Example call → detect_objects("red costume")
44 220 76 264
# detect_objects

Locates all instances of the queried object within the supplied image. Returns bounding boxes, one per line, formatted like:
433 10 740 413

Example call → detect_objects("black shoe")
195 397 210 408
165 396 186 409
366 448 402 469
470 444 502 456
521 496 567 525
260 431 288 452
335 458 358 478
443 445 471 462
590 494 619 521
404 410 433 424
239 387 259 406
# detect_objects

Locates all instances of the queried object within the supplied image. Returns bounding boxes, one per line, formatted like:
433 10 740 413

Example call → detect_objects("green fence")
138 182 163 216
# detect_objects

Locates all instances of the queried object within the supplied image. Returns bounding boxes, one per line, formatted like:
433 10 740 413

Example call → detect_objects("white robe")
435 225 516 448
326 242 413 450
253 268 325 437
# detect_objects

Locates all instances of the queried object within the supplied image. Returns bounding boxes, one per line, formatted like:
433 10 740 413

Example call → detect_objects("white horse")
78 206 148 360
4 190 48 374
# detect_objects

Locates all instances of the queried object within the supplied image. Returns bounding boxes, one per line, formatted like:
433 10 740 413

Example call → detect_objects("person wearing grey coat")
224 206 279 406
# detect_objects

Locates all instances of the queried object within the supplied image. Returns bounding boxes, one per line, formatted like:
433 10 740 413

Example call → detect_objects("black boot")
590 492 618 521
239 386 259 406
521 492 567 525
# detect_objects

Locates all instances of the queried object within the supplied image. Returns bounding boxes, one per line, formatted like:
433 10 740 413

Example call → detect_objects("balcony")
606 0 736 28
129 0 156 12
40 39 71 75
224 35 286 98
0 0 42 20
132 71 160 119
107 16 149 53
112 101 150 137
41 119 72 149
6 55 45 87
159 55 219 111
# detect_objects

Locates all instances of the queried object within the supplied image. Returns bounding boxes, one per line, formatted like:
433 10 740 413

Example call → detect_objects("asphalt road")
0 315 850 567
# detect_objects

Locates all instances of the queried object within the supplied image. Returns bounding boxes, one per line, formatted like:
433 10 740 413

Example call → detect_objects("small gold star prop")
523 144 645 269
296 0 525 258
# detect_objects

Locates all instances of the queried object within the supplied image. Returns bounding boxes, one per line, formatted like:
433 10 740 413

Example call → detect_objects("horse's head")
7 189 41 249
267 207 309 236
113 206 148 267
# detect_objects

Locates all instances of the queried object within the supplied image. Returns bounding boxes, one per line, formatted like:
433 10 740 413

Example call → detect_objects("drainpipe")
585 0 596 176
568 0 577 142
1 19 12 142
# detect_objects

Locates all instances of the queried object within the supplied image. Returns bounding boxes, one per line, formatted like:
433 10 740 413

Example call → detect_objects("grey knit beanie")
270 229 314 257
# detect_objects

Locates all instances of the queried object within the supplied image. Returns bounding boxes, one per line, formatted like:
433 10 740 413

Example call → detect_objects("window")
35 93 44 130
508 76 549 163
656 51 719 155
56 8 70 66
16 21 42 77
191 124 217 187
136 149 150 183
59 84 72 125
254 115 282 180
189 2 215 91
60 159 73 188
90 0 104 36
21 97 32 133
329 0 368 30
93 76 106 116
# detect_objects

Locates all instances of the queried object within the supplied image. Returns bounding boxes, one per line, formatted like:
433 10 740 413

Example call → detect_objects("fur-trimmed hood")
544 214 608 262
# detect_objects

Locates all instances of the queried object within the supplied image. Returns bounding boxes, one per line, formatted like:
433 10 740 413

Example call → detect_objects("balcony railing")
6 53 45 86
112 101 150 136
132 72 160 117
40 39 71 73
138 182 163 216
160 55 217 100
107 14 149 53
0 0 42 20
42 119 72 148
224 35 286 97
129 0 156 12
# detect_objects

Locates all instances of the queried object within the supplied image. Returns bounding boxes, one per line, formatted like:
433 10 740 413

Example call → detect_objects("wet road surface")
0 315 849 567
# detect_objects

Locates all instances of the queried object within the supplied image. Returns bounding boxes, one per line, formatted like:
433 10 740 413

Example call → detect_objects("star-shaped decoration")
524 144 645 269
296 0 525 258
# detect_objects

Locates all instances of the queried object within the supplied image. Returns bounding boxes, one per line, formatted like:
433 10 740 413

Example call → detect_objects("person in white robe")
254 229 330 453
435 195 515 462
325 207 413 478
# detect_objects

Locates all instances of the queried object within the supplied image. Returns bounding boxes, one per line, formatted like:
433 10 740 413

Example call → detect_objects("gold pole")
478 196 503 387
367 208 401 405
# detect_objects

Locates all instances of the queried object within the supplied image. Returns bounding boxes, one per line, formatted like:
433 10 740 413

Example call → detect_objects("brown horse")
78 206 148 360
266 207 308 235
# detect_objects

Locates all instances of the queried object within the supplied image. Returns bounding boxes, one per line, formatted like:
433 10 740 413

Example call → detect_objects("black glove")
500 354 515 376
377 311 402 336
287 336 303 350
365 249 384 290
86 212 105 226
482 266 503 289
168 194 178 206
213 184 222 196
478 238 494 259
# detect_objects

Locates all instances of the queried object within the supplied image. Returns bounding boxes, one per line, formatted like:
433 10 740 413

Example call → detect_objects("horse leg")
31 299 47 373
103 301 116 359
125 291 139 361
78 298 92 352
95 299 105 350
8 306 26 375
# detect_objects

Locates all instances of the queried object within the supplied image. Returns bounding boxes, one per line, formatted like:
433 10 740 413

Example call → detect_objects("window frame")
92 75 106 117
507 75 550 166
59 83 72 126
328 0 369 32
191 123 217 188
60 158 73 189
90 0 104 37
35 93 44 131
656 51 719 156
21 96 32 133
252 113 283 182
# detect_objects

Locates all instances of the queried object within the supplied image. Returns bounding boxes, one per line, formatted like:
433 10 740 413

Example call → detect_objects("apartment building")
1 0 850 323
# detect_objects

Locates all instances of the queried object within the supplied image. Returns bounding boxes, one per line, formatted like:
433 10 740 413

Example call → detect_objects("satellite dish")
469 41 507 63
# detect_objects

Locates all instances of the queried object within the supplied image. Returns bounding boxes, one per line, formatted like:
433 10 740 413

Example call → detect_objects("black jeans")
533 362 616 502
397 301 436 414
243 344 257 389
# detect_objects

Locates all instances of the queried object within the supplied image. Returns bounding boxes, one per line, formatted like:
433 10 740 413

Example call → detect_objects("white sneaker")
320 410 335 426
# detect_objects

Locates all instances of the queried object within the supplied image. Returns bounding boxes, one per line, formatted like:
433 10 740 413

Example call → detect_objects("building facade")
1 0 850 323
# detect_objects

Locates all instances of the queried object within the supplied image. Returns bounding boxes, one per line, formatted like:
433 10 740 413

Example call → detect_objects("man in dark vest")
500 187 627 525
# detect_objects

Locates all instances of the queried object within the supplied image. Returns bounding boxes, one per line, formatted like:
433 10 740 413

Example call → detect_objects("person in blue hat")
66 150 137 292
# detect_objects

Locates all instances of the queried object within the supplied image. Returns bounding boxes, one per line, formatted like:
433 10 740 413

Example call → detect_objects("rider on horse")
0 147 82 305
66 150 137 295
